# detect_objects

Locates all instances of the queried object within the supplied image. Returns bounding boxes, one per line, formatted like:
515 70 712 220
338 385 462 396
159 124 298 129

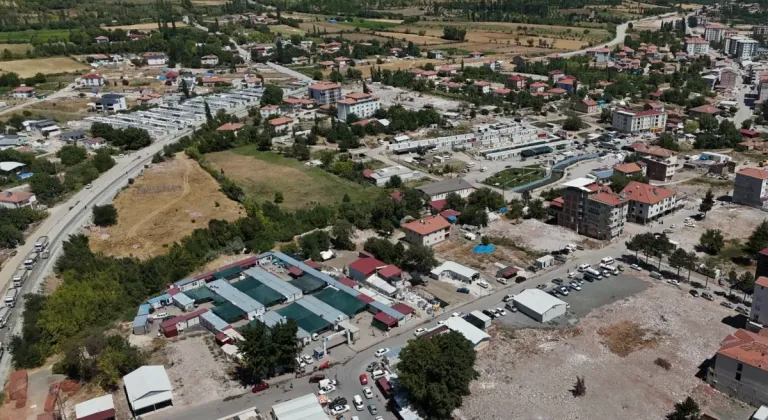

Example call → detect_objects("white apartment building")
621 181 678 224
750 277 768 325
308 82 341 104
336 92 381 122
80 73 105 87
201 55 219 66
760 77 768 102
754 25 768 37
705 24 727 42
611 109 667 134
733 167 768 210
725 36 759 60
684 37 710 55
402 216 451 247
95 94 127 113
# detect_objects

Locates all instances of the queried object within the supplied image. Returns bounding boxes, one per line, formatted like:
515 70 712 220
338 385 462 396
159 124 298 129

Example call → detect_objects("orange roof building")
734 168 768 209
621 181 677 224
402 216 451 247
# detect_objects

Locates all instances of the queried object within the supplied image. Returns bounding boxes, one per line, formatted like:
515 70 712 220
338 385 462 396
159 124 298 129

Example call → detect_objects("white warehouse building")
512 289 568 322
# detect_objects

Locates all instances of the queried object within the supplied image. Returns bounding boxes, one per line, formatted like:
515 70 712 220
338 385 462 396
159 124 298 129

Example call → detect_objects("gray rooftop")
370 165 415 181
417 178 474 197
207 279 264 314
295 295 348 323
244 266 302 300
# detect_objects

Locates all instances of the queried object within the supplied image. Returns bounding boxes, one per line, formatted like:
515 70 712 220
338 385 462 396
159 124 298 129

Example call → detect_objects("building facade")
750 277 768 325
725 36 759 60
556 178 629 240
708 329 768 407
308 82 342 105
733 167 768 210
336 92 381 122
611 109 667 134
705 24 726 42
684 37 710 55
634 145 677 181
621 181 677 224
402 216 451 247
95 94 127 112
417 179 474 201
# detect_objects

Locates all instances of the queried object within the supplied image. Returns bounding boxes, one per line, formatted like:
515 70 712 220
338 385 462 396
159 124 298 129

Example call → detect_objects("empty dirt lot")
0 57 89 77
459 273 751 419
88 154 244 258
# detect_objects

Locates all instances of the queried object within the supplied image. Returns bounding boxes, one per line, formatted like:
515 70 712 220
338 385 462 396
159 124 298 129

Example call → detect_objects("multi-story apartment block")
308 82 342 105
760 77 768 102
336 92 381 122
705 24 727 42
611 109 667 134
733 167 768 210
708 328 768 407
621 181 677 224
556 178 629 240
719 68 739 90
754 25 768 37
725 36 760 60
633 144 677 182
684 37 710 55
750 276 768 325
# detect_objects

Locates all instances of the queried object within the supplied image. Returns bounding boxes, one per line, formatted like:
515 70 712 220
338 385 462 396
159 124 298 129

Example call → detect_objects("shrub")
654 358 672 370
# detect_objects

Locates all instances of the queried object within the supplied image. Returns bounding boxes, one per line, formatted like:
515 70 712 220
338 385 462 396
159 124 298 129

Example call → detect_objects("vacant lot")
0 57 89 77
461 273 744 419
89 154 244 259
408 21 610 41
0 43 32 54
269 24 306 36
23 96 94 122
206 146 370 210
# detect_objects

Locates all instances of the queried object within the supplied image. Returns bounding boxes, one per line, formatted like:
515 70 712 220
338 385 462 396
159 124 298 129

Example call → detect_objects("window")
735 372 742 381
737 362 743 372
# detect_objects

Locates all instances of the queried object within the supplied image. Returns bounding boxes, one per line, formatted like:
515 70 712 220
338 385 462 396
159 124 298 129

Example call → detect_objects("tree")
683 120 699 134
29 172 65 205
180 79 190 99
505 199 524 221
57 145 87 166
698 229 724 254
92 204 118 227
651 233 675 270
238 321 272 381
685 251 698 282
274 191 284 204
666 396 700 420
571 376 586 397
331 219 355 250
261 84 283 106
92 150 115 173
398 331 478 418
658 133 679 151
401 244 438 273
442 26 466 41
699 189 714 216
598 108 612 123
521 189 532 204
299 230 331 261
739 271 755 300
526 198 547 220
562 115 586 131
668 248 689 278
445 192 465 212
745 220 768 259
385 175 403 188
698 113 718 132
204 100 213 121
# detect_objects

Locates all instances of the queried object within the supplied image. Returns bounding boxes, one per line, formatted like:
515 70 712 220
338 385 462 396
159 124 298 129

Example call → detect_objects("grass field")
89 154 244 259
0 29 70 43
206 146 369 210
484 166 546 189
340 20 401 30
269 25 306 36
103 22 187 31
0 43 32 54
0 57 89 77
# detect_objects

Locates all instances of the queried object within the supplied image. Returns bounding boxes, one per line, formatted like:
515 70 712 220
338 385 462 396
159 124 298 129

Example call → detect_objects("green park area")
483 165 547 189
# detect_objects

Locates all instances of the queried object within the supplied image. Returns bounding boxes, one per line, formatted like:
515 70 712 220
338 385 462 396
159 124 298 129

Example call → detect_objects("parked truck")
0 306 10 328
34 236 49 252
11 267 28 288
23 252 39 269
4 288 18 307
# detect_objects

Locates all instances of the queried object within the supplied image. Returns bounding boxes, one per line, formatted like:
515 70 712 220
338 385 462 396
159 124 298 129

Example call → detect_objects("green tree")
401 243 438 273
398 331 478 418
29 172 66 205
299 230 331 261
698 229 724 254
745 220 768 259
685 251 698 282
666 396 700 420
658 133 679 151
698 114 718 132
261 84 284 106
92 204 118 227
204 100 213 122
668 248 689 278
274 191 284 203
651 233 675 270
92 150 116 173
445 192 465 212
238 322 272 381
505 199 524 221
385 175 403 188
739 271 756 300
526 198 547 220
699 189 714 216
57 145 87 166
683 120 699 134
180 79 190 99
562 115 586 131
331 219 355 250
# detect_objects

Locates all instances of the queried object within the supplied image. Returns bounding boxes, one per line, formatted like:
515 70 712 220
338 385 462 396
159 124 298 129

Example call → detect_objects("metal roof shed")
443 316 490 351
268 252 361 296
295 295 348 323
271 393 327 420
512 288 567 322
313 287 367 316
137 304 151 316
123 366 173 414
75 394 115 420
200 311 229 334
244 267 303 302
207 279 265 319
259 311 311 341
288 275 326 293
132 315 149 335
276 303 331 334
370 301 405 320
172 293 194 311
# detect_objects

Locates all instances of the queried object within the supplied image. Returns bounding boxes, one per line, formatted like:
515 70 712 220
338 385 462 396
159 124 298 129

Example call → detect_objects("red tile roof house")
0 190 36 209
402 215 451 247
621 181 678 224
708 328 768 405
348 257 402 283
573 98 599 114
216 122 245 133
688 104 722 118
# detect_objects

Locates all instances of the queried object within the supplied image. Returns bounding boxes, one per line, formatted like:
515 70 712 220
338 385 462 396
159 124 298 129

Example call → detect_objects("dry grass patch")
0 43 32 54
0 57 89 77
103 22 186 31
88 154 244 259
597 321 662 357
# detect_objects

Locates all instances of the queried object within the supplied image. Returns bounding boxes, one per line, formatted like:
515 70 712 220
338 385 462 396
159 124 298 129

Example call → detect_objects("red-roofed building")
573 98 599 114
613 162 646 177
507 75 525 90
632 143 677 181
337 92 380 122
529 81 548 93
80 73 105 87
708 329 768 405
402 215 451 247
468 51 484 58
0 190 36 209
159 308 208 337
391 303 414 322
216 122 245 132
429 199 447 211
558 177 629 239
440 209 460 220
348 257 402 284
741 129 761 139
308 82 341 104
473 81 492 94
288 266 304 278
267 116 294 133
338 276 359 289
621 181 677 224
373 311 398 330
11 85 35 99
689 104 722 118
734 168 768 210
492 87 511 96
390 191 405 201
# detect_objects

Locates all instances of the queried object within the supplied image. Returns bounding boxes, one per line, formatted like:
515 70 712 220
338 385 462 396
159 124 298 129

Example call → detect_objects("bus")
584 268 602 281
34 236 49 252
12 268 28 287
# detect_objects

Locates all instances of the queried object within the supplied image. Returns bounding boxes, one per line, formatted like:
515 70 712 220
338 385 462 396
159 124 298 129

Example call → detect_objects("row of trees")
237 319 301 381
0 207 48 249
363 237 438 274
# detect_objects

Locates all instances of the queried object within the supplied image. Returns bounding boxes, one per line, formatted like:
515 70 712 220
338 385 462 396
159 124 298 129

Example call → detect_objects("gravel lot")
487 219 595 252
665 204 765 257
460 271 744 420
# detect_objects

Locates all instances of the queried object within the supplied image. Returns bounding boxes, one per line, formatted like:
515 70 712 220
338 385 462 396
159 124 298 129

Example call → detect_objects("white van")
466 162 475 168
353 395 364 411
371 369 386 380
577 264 590 272
600 257 614 265
584 268 602 280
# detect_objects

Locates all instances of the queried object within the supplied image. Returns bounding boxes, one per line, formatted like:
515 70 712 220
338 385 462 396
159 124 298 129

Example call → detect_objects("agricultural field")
268 25 306 37
205 145 370 211
0 28 70 43
0 43 32 54
102 22 187 31
407 21 611 42
0 57 89 77
88 154 244 259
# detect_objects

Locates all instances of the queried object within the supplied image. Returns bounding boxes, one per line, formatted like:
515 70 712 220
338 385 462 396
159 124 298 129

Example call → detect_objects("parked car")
720 301 734 309
302 355 314 365
549 289 559 297
477 281 490 289
359 373 368 385
368 404 378 415
497 277 508 285
536 284 547 290
374 348 389 357
457 287 470 294
251 382 269 393
516 276 528 283
558 286 570 296
666 279 680 285
483 309 497 319
630 264 641 271
567 272 578 279
569 283 581 291
309 374 326 383
496 307 507 316
503 294 515 302
736 306 749 315
701 292 715 301
330 405 350 416
452 312 463 317
414 328 426 336
689 290 699 297
363 387 373 399
366 362 378 372
552 278 564 285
